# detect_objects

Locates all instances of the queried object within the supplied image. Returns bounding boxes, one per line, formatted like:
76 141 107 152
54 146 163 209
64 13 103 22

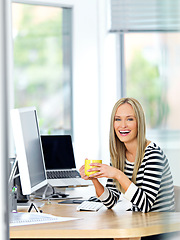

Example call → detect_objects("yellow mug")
85 159 102 176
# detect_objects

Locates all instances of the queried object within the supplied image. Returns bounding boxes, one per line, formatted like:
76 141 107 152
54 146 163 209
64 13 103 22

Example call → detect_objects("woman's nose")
121 120 127 128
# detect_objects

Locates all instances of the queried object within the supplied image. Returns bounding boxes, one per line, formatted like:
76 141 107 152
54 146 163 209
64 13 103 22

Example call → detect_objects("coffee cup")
84 159 102 176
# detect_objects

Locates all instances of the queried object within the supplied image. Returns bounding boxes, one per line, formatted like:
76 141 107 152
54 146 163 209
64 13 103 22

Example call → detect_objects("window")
109 0 180 184
124 33 180 185
12 3 72 135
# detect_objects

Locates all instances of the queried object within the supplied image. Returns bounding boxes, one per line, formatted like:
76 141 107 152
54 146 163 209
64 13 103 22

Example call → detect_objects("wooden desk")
10 186 180 239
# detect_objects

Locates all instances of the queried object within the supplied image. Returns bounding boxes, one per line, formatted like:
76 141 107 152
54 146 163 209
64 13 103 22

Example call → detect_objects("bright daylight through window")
12 3 72 135
125 33 180 184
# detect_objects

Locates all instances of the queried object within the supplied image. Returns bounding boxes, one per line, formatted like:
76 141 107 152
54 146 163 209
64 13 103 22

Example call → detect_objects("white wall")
71 0 118 169
72 0 100 167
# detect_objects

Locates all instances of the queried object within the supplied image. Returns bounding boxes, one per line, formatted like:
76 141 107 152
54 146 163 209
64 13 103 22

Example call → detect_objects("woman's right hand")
79 164 104 198
79 164 94 180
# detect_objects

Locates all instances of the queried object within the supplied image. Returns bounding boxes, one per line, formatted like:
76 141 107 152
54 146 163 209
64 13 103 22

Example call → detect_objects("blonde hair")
109 97 147 193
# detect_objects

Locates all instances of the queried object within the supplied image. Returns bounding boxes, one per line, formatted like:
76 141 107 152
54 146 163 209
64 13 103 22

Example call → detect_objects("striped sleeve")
98 178 121 209
124 146 166 213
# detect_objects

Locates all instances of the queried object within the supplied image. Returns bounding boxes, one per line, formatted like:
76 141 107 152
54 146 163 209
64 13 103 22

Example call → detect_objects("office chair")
174 185 180 212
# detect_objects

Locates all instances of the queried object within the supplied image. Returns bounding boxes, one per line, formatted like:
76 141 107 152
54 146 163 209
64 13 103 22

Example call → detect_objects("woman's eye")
115 118 121 121
127 118 134 121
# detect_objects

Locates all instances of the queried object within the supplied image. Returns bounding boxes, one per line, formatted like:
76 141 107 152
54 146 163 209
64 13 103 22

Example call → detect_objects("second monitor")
10 107 48 196
41 135 91 188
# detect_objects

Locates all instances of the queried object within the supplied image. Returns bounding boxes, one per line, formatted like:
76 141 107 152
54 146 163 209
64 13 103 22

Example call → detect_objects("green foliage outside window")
13 4 69 132
126 51 169 128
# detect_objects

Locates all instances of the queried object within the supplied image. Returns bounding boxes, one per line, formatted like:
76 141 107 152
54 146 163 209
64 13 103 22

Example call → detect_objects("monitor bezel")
10 107 48 195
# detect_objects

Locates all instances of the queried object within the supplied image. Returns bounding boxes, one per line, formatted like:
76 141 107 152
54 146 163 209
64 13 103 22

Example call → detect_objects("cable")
9 157 18 184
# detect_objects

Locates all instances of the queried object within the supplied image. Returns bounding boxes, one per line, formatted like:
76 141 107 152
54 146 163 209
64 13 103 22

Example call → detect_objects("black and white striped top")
99 142 175 213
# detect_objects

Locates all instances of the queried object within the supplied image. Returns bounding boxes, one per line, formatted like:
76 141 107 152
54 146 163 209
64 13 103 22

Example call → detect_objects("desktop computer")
10 106 89 203
10 107 48 209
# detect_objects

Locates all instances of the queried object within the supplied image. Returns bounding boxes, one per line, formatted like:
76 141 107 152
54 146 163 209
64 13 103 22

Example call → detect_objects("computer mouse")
51 193 69 198
51 194 60 198
88 196 101 202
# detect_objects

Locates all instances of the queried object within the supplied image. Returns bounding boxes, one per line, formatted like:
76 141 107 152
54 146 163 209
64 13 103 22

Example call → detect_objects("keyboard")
77 201 103 212
47 170 80 179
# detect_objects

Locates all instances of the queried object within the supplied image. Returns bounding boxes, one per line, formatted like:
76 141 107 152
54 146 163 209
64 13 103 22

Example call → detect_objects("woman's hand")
80 161 132 193
79 164 94 180
79 163 104 197
87 163 121 180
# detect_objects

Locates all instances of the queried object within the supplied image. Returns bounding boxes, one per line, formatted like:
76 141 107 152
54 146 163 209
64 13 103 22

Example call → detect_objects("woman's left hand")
88 163 120 180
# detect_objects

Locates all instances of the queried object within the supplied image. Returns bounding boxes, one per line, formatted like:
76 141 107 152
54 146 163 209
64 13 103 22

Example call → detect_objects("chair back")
174 185 180 212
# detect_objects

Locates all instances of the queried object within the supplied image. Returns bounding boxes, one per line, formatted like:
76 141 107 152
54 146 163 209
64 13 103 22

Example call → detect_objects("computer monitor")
10 107 47 196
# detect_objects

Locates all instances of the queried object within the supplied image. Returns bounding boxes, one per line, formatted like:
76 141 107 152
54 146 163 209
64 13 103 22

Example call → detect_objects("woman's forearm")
91 178 104 197
91 168 132 196
115 169 132 192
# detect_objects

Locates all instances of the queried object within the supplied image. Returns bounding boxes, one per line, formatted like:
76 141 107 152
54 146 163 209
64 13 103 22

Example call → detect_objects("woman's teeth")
120 130 130 135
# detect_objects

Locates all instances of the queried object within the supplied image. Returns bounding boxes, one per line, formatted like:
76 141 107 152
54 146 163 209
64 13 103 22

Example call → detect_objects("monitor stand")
13 178 45 209
34 184 69 200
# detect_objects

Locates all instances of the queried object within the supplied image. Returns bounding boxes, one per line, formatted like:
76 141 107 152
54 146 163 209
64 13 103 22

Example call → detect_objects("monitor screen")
10 107 47 195
41 135 76 170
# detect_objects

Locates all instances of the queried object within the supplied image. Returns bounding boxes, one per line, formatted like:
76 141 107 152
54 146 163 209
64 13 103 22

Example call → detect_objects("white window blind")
109 0 180 32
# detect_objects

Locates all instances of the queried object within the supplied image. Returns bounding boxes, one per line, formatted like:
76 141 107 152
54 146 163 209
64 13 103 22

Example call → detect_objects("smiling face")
114 103 138 145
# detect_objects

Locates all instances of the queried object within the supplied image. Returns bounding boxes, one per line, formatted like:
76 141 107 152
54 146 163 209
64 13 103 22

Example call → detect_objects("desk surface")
10 186 180 239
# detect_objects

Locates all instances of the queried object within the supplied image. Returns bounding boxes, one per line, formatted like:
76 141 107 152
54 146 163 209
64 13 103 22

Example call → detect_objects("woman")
79 97 175 214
